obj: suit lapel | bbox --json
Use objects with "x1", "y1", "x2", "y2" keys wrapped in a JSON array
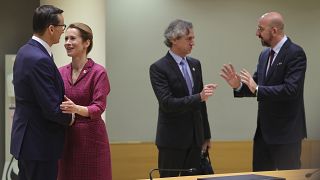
[
  {"x1": 265, "y1": 39, "x2": 291, "y2": 82},
  {"x1": 166, "y1": 53, "x2": 190, "y2": 95},
  {"x1": 29, "y1": 39, "x2": 65, "y2": 94},
  {"x1": 261, "y1": 49, "x2": 270, "y2": 83},
  {"x1": 72, "y1": 59, "x2": 94, "y2": 85}
]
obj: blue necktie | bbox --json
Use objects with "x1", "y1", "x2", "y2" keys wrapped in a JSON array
[{"x1": 180, "y1": 59, "x2": 193, "y2": 95}]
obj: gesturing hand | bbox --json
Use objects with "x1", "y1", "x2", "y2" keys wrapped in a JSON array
[
  {"x1": 200, "y1": 84, "x2": 218, "y2": 102},
  {"x1": 220, "y1": 63, "x2": 241, "y2": 89},
  {"x1": 240, "y1": 69, "x2": 257, "y2": 93}
]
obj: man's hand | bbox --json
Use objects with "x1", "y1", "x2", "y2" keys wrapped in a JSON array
[
  {"x1": 240, "y1": 69, "x2": 257, "y2": 93},
  {"x1": 202, "y1": 139, "x2": 211, "y2": 152},
  {"x1": 200, "y1": 84, "x2": 218, "y2": 101},
  {"x1": 220, "y1": 63, "x2": 241, "y2": 89}
]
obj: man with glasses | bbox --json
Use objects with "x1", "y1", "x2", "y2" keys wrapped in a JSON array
[
  {"x1": 11, "y1": 5, "x2": 74, "y2": 180},
  {"x1": 220, "y1": 12, "x2": 307, "y2": 171}
]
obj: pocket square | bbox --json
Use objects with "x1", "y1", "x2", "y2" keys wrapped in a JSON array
[{"x1": 277, "y1": 62, "x2": 283, "y2": 66}]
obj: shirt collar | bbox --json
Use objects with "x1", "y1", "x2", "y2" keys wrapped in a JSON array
[
  {"x1": 32, "y1": 35, "x2": 52, "y2": 56},
  {"x1": 169, "y1": 50, "x2": 186, "y2": 64},
  {"x1": 272, "y1": 35, "x2": 288, "y2": 54}
]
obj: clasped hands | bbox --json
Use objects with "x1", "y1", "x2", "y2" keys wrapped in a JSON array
[{"x1": 220, "y1": 63, "x2": 257, "y2": 93}]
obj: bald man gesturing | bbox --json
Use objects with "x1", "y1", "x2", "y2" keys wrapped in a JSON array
[{"x1": 221, "y1": 12, "x2": 307, "y2": 171}]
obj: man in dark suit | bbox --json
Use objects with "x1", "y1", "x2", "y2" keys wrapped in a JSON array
[
  {"x1": 149, "y1": 19, "x2": 217, "y2": 177},
  {"x1": 10, "y1": 5, "x2": 74, "y2": 180},
  {"x1": 220, "y1": 12, "x2": 307, "y2": 171}
]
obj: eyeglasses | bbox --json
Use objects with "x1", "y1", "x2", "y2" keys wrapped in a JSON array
[
  {"x1": 257, "y1": 26, "x2": 265, "y2": 32},
  {"x1": 53, "y1": 24, "x2": 66, "y2": 30}
]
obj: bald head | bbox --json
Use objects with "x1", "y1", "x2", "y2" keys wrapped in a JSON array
[
  {"x1": 256, "y1": 12, "x2": 286, "y2": 47},
  {"x1": 260, "y1": 12, "x2": 284, "y2": 33}
]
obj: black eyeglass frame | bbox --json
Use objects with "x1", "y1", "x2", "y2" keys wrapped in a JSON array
[{"x1": 52, "y1": 24, "x2": 66, "y2": 30}]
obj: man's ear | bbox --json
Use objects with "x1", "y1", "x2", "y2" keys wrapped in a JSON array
[
  {"x1": 171, "y1": 38, "x2": 177, "y2": 45},
  {"x1": 48, "y1": 25, "x2": 55, "y2": 34},
  {"x1": 271, "y1": 26, "x2": 278, "y2": 35}
]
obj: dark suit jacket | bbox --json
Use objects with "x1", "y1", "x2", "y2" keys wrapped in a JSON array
[
  {"x1": 149, "y1": 52, "x2": 211, "y2": 149},
  {"x1": 10, "y1": 39, "x2": 72, "y2": 160},
  {"x1": 234, "y1": 38, "x2": 307, "y2": 144}
]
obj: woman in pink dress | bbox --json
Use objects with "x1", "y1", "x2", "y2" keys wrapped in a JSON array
[{"x1": 57, "y1": 23, "x2": 112, "y2": 180}]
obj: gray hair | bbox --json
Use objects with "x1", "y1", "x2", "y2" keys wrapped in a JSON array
[{"x1": 164, "y1": 19, "x2": 193, "y2": 47}]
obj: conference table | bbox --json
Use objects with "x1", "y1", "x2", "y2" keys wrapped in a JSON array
[{"x1": 143, "y1": 169, "x2": 319, "y2": 180}]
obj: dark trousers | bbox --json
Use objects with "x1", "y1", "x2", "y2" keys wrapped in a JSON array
[
  {"x1": 157, "y1": 146, "x2": 201, "y2": 178},
  {"x1": 18, "y1": 159, "x2": 58, "y2": 180},
  {"x1": 253, "y1": 129, "x2": 302, "y2": 171}
]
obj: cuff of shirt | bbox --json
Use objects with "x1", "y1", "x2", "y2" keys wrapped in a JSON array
[
  {"x1": 69, "y1": 113, "x2": 75, "y2": 126},
  {"x1": 255, "y1": 85, "x2": 259, "y2": 96},
  {"x1": 234, "y1": 82, "x2": 243, "y2": 92}
]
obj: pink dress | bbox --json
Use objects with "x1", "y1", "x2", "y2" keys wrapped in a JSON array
[{"x1": 58, "y1": 58, "x2": 112, "y2": 180}]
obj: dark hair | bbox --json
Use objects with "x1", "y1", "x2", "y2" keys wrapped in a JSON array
[
  {"x1": 33, "y1": 5, "x2": 63, "y2": 35},
  {"x1": 67, "y1": 23, "x2": 93, "y2": 54}
]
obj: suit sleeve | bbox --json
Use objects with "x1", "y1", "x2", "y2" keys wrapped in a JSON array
[
  {"x1": 29, "y1": 58, "x2": 72, "y2": 126},
  {"x1": 234, "y1": 71, "x2": 257, "y2": 97},
  {"x1": 149, "y1": 63, "x2": 202, "y2": 113},
  {"x1": 234, "y1": 84, "x2": 256, "y2": 97}
]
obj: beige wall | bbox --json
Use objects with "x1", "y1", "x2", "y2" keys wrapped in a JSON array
[
  {"x1": 40, "y1": 0, "x2": 107, "y2": 119},
  {"x1": 41, "y1": 0, "x2": 320, "y2": 142},
  {"x1": 40, "y1": 0, "x2": 106, "y2": 68},
  {"x1": 105, "y1": 0, "x2": 320, "y2": 142},
  {"x1": 3, "y1": 0, "x2": 319, "y2": 178}
]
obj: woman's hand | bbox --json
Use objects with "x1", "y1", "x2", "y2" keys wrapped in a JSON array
[{"x1": 60, "y1": 95, "x2": 79, "y2": 114}]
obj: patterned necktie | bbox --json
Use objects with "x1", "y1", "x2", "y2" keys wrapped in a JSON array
[
  {"x1": 180, "y1": 59, "x2": 193, "y2": 95},
  {"x1": 266, "y1": 49, "x2": 275, "y2": 75}
]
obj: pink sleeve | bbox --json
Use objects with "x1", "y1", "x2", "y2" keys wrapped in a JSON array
[{"x1": 87, "y1": 68, "x2": 110, "y2": 119}]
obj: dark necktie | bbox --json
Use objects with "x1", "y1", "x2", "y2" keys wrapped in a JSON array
[
  {"x1": 180, "y1": 59, "x2": 193, "y2": 95},
  {"x1": 266, "y1": 49, "x2": 275, "y2": 75}
]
